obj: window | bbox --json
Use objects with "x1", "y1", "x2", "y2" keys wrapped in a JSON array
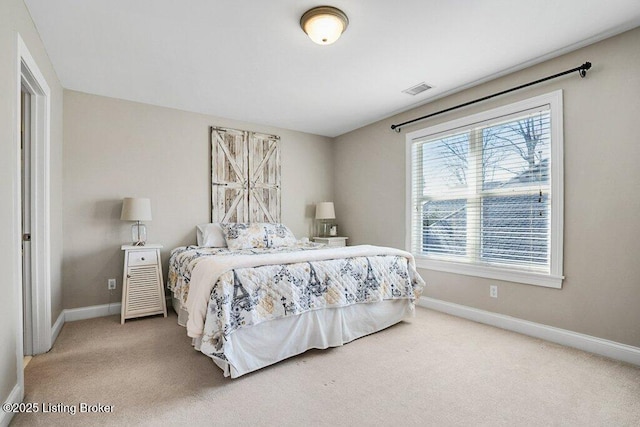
[{"x1": 406, "y1": 91, "x2": 564, "y2": 288}]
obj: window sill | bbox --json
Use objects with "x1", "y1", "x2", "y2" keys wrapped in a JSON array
[{"x1": 414, "y1": 257, "x2": 563, "y2": 289}]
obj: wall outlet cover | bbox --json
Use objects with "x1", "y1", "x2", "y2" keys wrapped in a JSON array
[{"x1": 490, "y1": 285, "x2": 498, "y2": 298}]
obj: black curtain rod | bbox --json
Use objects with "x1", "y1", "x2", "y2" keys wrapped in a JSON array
[{"x1": 390, "y1": 61, "x2": 592, "y2": 132}]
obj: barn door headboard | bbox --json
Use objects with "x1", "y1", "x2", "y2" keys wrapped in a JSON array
[{"x1": 210, "y1": 126, "x2": 281, "y2": 223}]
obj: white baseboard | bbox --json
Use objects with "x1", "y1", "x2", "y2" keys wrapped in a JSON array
[
  {"x1": 62, "y1": 297, "x2": 171, "y2": 323},
  {"x1": 1, "y1": 384, "x2": 23, "y2": 427},
  {"x1": 51, "y1": 310, "x2": 65, "y2": 344},
  {"x1": 64, "y1": 302, "x2": 122, "y2": 322},
  {"x1": 418, "y1": 296, "x2": 640, "y2": 366}
]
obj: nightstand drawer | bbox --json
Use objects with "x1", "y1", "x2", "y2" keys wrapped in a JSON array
[
  {"x1": 312, "y1": 237, "x2": 348, "y2": 247},
  {"x1": 127, "y1": 250, "x2": 158, "y2": 266}
]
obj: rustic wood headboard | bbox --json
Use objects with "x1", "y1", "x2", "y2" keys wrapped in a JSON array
[{"x1": 210, "y1": 126, "x2": 281, "y2": 223}]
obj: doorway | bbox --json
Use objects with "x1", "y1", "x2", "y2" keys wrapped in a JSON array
[{"x1": 17, "y1": 36, "x2": 52, "y2": 363}]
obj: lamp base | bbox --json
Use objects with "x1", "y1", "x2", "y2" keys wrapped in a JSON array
[
  {"x1": 316, "y1": 220, "x2": 334, "y2": 237},
  {"x1": 131, "y1": 222, "x2": 147, "y2": 246}
]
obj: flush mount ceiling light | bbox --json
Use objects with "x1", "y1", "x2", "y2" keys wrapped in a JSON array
[{"x1": 300, "y1": 6, "x2": 349, "y2": 45}]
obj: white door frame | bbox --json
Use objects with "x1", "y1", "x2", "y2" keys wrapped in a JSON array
[
  {"x1": 15, "y1": 34, "x2": 52, "y2": 363},
  {"x1": 21, "y1": 87, "x2": 34, "y2": 357}
]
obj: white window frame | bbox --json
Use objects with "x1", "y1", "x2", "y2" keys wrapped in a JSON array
[{"x1": 405, "y1": 91, "x2": 564, "y2": 288}]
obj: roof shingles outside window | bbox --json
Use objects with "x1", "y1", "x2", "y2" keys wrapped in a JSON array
[{"x1": 423, "y1": 160, "x2": 550, "y2": 267}]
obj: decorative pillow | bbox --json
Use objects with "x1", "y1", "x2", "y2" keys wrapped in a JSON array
[
  {"x1": 221, "y1": 223, "x2": 297, "y2": 250},
  {"x1": 196, "y1": 223, "x2": 227, "y2": 247}
]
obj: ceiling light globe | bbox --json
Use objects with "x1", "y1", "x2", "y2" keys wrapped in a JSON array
[{"x1": 300, "y1": 6, "x2": 349, "y2": 45}]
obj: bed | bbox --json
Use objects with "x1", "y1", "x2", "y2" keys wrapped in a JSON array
[{"x1": 167, "y1": 222, "x2": 425, "y2": 378}]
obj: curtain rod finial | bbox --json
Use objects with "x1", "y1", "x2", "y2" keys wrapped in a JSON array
[{"x1": 579, "y1": 61, "x2": 592, "y2": 78}]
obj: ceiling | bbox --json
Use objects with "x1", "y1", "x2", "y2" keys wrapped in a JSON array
[{"x1": 24, "y1": 0, "x2": 640, "y2": 137}]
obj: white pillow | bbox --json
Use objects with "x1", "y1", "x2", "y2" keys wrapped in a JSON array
[
  {"x1": 196, "y1": 223, "x2": 227, "y2": 247},
  {"x1": 221, "y1": 223, "x2": 297, "y2": 250}
]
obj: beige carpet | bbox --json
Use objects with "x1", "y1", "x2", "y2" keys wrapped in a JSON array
[{"x1": 11, "y1": 307, "x2": 640, "y2": 426}]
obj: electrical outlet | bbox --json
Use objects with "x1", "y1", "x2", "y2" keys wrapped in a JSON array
[
  {"x1": 108, "y1": 279, "x2": 116, "y2": 290},
  {"x1": 490, "y1": 285, "x2": 498, "y2": 298}
]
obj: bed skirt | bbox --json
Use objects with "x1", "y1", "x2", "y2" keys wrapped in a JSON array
[{"x1": 173, "y1": 297, "x2": 412, "y2": 378}]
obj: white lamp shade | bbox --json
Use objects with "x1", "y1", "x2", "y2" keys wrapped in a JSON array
[
  {"x1": 315, "y1": 202, "x2": 336, "y2": 220},
  {"x1": 121, "y1": 198, "x2": 152, "y2": 221}
]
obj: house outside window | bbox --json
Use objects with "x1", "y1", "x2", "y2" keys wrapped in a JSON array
[{"x1": 406, "y1": 91, "x2": 564, "y2": 288}]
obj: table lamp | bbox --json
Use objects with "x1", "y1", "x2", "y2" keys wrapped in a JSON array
[
  {"x1": 121, "y1": 197, "x2": 152, "y2": 246},
  {"x1": 315, "y1": 202, "x2": 335, "y2": 237}
]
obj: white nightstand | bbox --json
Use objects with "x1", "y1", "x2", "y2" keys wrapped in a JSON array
[
  {"x1": 120, "y1": 244, "x2": 167, "y2": 324},
  {"x1": 312, "y1": 236, "x2": 349, "y2": 247}
]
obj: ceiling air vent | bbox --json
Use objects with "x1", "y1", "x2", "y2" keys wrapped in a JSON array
[{"x1": 402, "y1": 82, "x2": 432, "y2": 96}]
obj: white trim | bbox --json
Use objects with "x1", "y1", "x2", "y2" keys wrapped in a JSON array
[
  {"x1": 548, "y1": 90, "x2": 564, "y2": 285},
  {"x1": 51, "y1": 310, "x2": 65, "y2": 344},
  {"x1": 415, "y1": 258, "x2": 563, "y2": 288},
  {"x1": 10, "y1": 32, "x2": 50, "y2": 417},
  {"x1": 17, "y1": 34, "x2": 52, "y2": 355},
  {"x1": 49, "y1": 298, "x2": 170, "y2": 342},
  {"x1": 64, "y1": 303, "x2": 122, "y2": 323},
  {"x1": 12, "y1": 33, "x2": 25, "y2": 415},
  {"x1": 406, "y1": 93, "x2": 559, "y2": 140},
  {"x1": 418, "y1": 297, "x2": 640, "y2": 366},
  {"x1": 0, "y1": 384, "x2": 23, "y2": 427},
  {"x1": 406, "y1": 91, "x2": 564, "y2": 289},
  {"x1": 21, "y1": 90, "x2": 33, "y2": 357},
  {"x1": 63, "y1": 296, "x2": 171, "y2": 323},
  {"x1": 404, "y1": 131, "x2": 413, "y2": 260}
]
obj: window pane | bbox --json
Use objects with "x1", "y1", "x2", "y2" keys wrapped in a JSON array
[
  {"x1": 482, "y1": 112, "x2": 550, "y2": 190},
  {"x1": 422, "y1": 199, "x2": 466, "y2": 256},
  {"x1": 421, "y1": 132, "x2": 470, "y2": 196},
  {"x1": 481, "y1": 194, "x2": 549, "y2": 268}
]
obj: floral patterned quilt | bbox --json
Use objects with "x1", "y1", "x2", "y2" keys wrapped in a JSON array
[{"x1": 167, "y1": 242, "x2": 325, "y2": 306}]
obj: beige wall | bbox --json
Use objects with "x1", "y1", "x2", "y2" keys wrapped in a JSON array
[
  {"x1": 334, "y1": 27, "x2": 640, "y2": 347},
  {"x1": 62, "y1": 90, "x2": 334, "y2": 309},
  {"x1": 0, "y1": 0, "x2": 64, "y2": 407}
]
